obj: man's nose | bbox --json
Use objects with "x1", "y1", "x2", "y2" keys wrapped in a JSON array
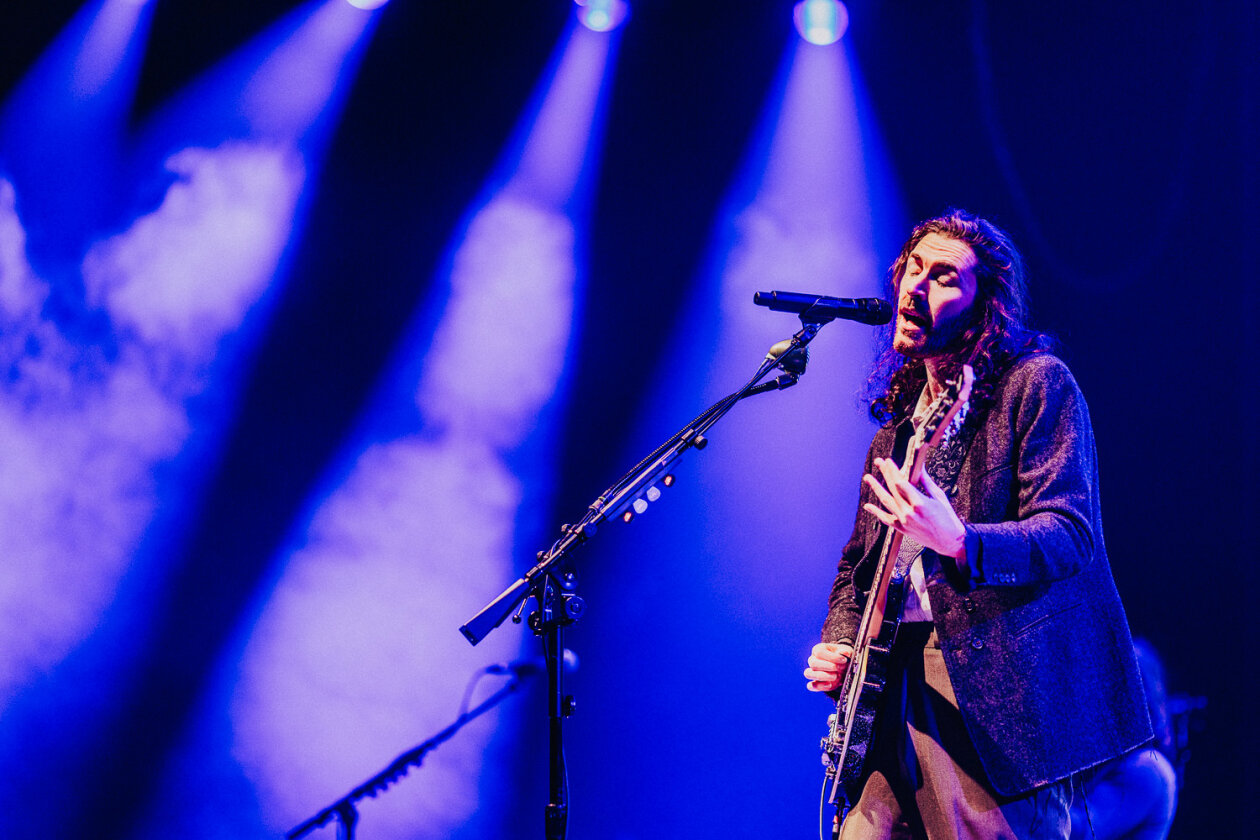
[{"x1": 905, "y1": 276, "x2": 928, "y2": 298}]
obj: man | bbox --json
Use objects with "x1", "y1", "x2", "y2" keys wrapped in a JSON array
[{"x1": 803, "y1": 210, "x2": 1151, "y2": 839}]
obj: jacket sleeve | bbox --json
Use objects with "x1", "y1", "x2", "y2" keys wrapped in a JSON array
[
  {"x1": 963, "y1": 356, "x2": 1101, "y2": 588},
  {"x1": 822, "y1": 440, "x2": 880, "y2": 645}
]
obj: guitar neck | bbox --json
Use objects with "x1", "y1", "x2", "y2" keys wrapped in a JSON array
[
  {"x1": 858, "y1": 436, "x2": 930, "y2": 642},
  {"x1": 824, "y1": 366, "x2": 973, "y2": 833},
  {"x1": 862, "y1": 531, "x2": 903, "y2": 641}
]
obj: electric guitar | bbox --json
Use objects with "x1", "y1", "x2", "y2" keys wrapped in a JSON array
[{"x1": 819, "y1": 365, "x2": 973, "y2": 838}]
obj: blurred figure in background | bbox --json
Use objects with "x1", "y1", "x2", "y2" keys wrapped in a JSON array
[{"x1": 1069, "y1": 638, "x2": 1202, "y2": 840}]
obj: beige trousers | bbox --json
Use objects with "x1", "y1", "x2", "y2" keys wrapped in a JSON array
[{"x1": 838, "y1": 624, "x2": 1070, "y2": 840}]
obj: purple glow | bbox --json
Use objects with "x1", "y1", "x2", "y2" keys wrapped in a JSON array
[
  {"x1": 722, "y1": 40, "x2": 883, "y2": 322},
  {"x1": 71, "y1": 0, "x2": 152, "y2": 98},
  {"x1": 0, "y1": 142, "x2": 303, "y2": 707},
  {"x1": 240, "y1": 0, "x2": 378, "y2": 143},
  {"x1": 0, "y1": 0, "x2": 153, "y2": 266},
  {"x1": 129, "y1": 0, "x2": 377, "y2": 166},
  {"x1": 344, "y1": 0, "x2": 389, "y2": 9},
  {"x1": 84, "y1": 144, "x2": 304, "y2": 359},
  {"x1": 216, "y1": 198, "x2": 577, "y2": 839},
  {"x1": 708, "y1": 38, "x2": 891, "y2": 613},
  {"x1": 141, "y1": 17, "x2": 620, "y2": 840},
  {"x1": 0, "y1": 179, "x2": 172, "y2": 705},
  {"x1": 508, "y1": 22, "x2": 616, "y2": 210},
  {"x1": 0, "y1": 0, "x2": 350, "y2": 726},
  {"x1": 0, "y1": 0, "x2": 330, "y2": 728},
  {"x1": 0, "y1": 1, "x2": 385, "y2": 833},
  {"x1": 417, "y1": 199, "x2": 576, "y2": 441},
  {"x1": 564, "y1": 36, "x2": 902, "y2": 838},
  {"x1": 230, "y1": 441, "x2": 533, "y2": 835}
]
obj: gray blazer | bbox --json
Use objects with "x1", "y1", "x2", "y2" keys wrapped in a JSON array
[{"x1": 823, "y1": 353, "x2": 1151, "y2": 796}]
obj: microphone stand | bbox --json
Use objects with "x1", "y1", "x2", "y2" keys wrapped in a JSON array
[
  {"x1": 286, "y1": 670, "x2": 537, "y2": 840},
  {"x1": 461, "y1": 311, "x2": 838, "y2": 840}
]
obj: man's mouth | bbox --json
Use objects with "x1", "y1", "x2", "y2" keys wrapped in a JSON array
[{"x1": 900, "y1": 309, "x2": 931, "y2": 329}]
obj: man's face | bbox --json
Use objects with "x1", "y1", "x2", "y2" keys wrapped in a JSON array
[{"x1": 893, "y1": 232, "x2": 980, "y2": 359}]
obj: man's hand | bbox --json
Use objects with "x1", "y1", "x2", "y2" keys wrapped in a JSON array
[
  {"x1": 862, "y1": 456, "x2": 966, "y2": 559},
  {"x1": 805, "y1": 642, "x2": 854, "y2": 693}
]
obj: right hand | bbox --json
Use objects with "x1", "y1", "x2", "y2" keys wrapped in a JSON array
[{"x1": 804, "y1": 642, "x2": 854, "y2": 693}]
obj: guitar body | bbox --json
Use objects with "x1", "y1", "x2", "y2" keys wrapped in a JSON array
[
  {"x1": 819, "y1": 366, "x2": 973, "y2": 838},
  {"x1": 821, "y1": 531, "x2": 909, "y2": 832},
  {"x1": 832, "y1": 567, "x2": 906, "y2": 798}
]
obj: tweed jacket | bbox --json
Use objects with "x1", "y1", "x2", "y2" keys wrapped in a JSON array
[{"x1": 823, "y1": 353, "x2": 1151, "y2": 797}]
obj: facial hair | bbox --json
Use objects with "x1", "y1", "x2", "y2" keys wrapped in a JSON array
[{"x1": 897, "y1": 303, "x2": 976, "y2": 360}]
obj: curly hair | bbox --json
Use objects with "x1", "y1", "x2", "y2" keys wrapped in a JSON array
[{"x1": 867, "y1": 209, "x2": 1053, "y2": 424}]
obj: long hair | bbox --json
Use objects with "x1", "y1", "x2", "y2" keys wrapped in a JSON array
[{"x1": 867, "y1": 209, "x2": 1053, "y2": 424}]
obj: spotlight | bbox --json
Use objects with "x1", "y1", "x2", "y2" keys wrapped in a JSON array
[
  {"x1": 574, "y1": 0, "x2": 629, "y2": 33},
  {"x1": 793, "y1": 0, "x2": 848, "y2": 45},
  {"x1": 343, "y1": 0, "x2": 389, "y2": 10}
]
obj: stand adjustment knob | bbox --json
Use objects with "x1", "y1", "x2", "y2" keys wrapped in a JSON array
[
  {"x1": 562, "y1": 594, "x2": 586, "y2": 621},
  {"x1": 562, "y1": 695, "x2": 576, "y2": 717},
  {"x1": 694, "y1": 435, "x2": 708, "y2": 449}
]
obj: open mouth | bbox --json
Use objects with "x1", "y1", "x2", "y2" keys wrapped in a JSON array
[{"x1": 900, "y1": 309, "x2": 931, "y2": 329}]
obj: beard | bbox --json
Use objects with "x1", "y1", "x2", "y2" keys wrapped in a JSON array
[{"x1": 893, "y1": 305, "x2": 976, "y2": 360}]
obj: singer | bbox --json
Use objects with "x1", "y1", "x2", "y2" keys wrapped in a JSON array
[{"x1": 803, "y1": 210, "x2": 1151, "y2": 839}]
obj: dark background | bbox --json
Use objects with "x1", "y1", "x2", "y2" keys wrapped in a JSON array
[{"x1": 2, "y1": 0, "x2": 1256, "y2": 837}]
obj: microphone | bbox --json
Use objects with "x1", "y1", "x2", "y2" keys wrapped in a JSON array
[
  {"x1": 486, "y1": 649, "x2": 580, "y2": 677},
  {"x1": 753, "y1": 291, "x2": 892, "y2": 325}
]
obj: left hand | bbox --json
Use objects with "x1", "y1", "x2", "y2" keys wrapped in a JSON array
[{"x1": 862, "y1": 457, "x2": 966, "y2": 559}]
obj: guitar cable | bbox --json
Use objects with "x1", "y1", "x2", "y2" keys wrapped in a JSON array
[{"x1": 818, "y1": 774, "x2": 829, "y2": 840}]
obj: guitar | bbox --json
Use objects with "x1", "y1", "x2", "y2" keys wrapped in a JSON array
[{"x1": 819, "y1": 364, "x2": 973, "y2": 838}]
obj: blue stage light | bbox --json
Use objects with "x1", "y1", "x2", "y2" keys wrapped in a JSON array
[
  {"x1": 793, "y1": 0, "x2": 848, "y2": 45},
  {"x1": 344, "y1": 0, "x2": 389, "y2": 10},
  {"x1": 575, "y1": 0, "x2": 629, "y2": 33}
]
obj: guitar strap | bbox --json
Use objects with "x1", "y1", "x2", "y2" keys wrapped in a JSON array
[
  {"x1": 924, "y1": 410, "x2": 974, "y2": 498},
  {"x1": 923, "y1": 406, "x2": 977, "y2": 567}
]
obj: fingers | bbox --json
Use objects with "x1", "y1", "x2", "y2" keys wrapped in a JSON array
[
  {"x1": 864, "y1": 456, "x2": 923, "y2": 531},
  {"x1": 919, "y1": 469, "x2": 947, "y2": 501},
  {"x1": 805, "y1": 642, "x2": 853, "y2": 691},
  {"x1": 863, "y1": 473, "x2": 902, "y2": 518},
  {"x1": 805, "y1": 668, "x2": 840, "y2": 681},
  {"x1": 807, "y1": 653, "x2": 849, "y2": 672},
  {"x1": 865, "y1": 458, "x2": 965, "y2": 555},
  {"x1": 877, "y1": 456, "x2": 924, "y2": 505},
  {"x1": 805, "y1": 666, "x2": 845, "y2": 692},
  {"x1": 810, "y1": 641, "x2": 854, "y2": 664},
  {"x1": 863, "y1": 502, "x2": 897, "y2": 528},
  {"x1": 868, "y1": 458, "x2": 924, "y2": 505}
]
